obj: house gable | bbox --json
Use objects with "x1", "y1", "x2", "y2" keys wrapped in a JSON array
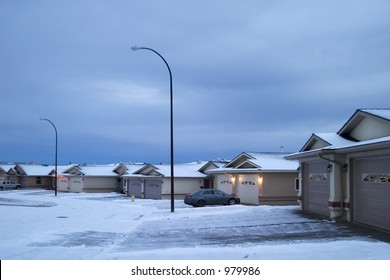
[
  {"x1": 301, "y1": 134, "x2": 332, "y2": 152},
  {"x1": 198, "y1": 160, "x2": 229, "y2": 173},
  {"x1": 112, "y1": 163, "x2": 128, "y2": 175},
  {"x1": 133, "y1": 164, "x2": 162, "y2": 176},
  {"x1": 62, "y1": 165, "x2": 84, "y2": 175},
  {"x1": 338, "y1": 109, "x2": 390, "y2": 141},
  {"x1": 224, "y1": 153, "x2": 254, "y2": 168}
]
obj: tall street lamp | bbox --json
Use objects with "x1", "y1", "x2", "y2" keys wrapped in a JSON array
[
  {"x1": 40, "y1": 118, "x2": 58, "y2": 196},
  {"x1": 131, "y1": 46, "x2": 175, "y2": 212}
]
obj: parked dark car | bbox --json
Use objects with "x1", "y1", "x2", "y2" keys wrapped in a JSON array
[{"x1": 184, "y1": 189, "x2": 240, "y2": 207}]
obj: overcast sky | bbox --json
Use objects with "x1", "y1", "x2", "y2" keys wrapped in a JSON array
[{"x1": 1, "y1": 0, "x2": 390, "y2": 165}]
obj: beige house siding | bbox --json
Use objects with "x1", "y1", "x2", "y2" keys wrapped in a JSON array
[
  {"x1": 162, "y1": 177, "x2": 205, "y2": 198},
  {"x1": 261, "y1": 172, "x2": 299, "y2": 205},
  {"x1": 20, "y1": 176, "x2": 53, "y2": 188},
  {"x1": 83, "y1": 177, "x2": 118, "y2": 192}
]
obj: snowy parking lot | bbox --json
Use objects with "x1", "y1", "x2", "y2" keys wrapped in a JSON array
[{"x1": 0, "y1": 189, "x2": 389, "y2": 260}]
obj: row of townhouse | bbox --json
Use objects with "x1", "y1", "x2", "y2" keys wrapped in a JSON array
[
  {"x1": 2, "y1": 108, "x2": 389, "y2": 231},
  {"x1": 1, "y1": 154, "x2": 299, "y2": 205}
]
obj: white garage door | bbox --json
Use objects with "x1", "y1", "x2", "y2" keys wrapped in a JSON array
[
  {"x1": 236, "y1": 175, "x2": 259, "y2": 205},
  {"x1": 303, "y1": 161, "x2": 330, "y2": 217},
  {"x1": 353, "y1": 156, "x2": 390, "y2": 231},
  {"x1": 69, "y1": 177, "x2": 84, "y2": 192}
]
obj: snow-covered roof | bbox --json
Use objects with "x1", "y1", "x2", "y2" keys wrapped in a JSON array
[
  {"x1": 361, "y1": 108, "x2": 390, "y2": 121},
  {"x1": 69, "y1": 164, "x2": 125, "y2": 176},
  {"x1": 287, "y1": 108, "x2": 390, "y2": 160},
  {"x1": 152, "y1": 162, "x2": 208, "y2": 178},
  {"x1": 245, "y1": 153, "x2": 299, "y2": 170},
  {"x1": 0, "y1": 165, "x2": 15, "y2": 173},
  {"x1": 123, "y1": 163, "x2": 146, "y2": 174},
  {"x1": 286, "y1": 135, "x2": 390, "y2": 159},
  {"x1": 16, "y1": 164, "x2": 54, "y2": 176},
  {"x1": 300, "y1": 133, "x2": 357, "y2": 152},
  {"x1": 208, "y1": 152, "x2": 298, "y2": 173}
]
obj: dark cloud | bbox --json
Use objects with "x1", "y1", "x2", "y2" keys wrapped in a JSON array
[{"x1": 1, "y1": 0, "x2": 390, "y2": 164}]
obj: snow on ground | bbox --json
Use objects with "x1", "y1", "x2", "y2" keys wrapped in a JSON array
[{"x1": 0, "y1": 189, "x2": 389, "y2": 260}]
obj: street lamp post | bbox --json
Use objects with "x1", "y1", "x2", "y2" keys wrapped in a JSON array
[
  {"x1": 40, "y1": 118, "x2": 58, "y2": 196},
  {"x1": 131, "y1": 46, "x2": 175, "y2": 212}
]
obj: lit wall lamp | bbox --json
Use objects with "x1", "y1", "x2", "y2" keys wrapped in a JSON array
[
  {"x1": 258, "y1": 176, "x2": 263, "y2": 184},
  {"x1": 327, "y1": 164, "x2": 333, "y2": 173}
]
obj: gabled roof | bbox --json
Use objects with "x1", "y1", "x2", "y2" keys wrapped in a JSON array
[
  {"x1": 300, "y1": 133, "x2": 356, "y2": 152},
  {"x1": 197, "y1": 160, "x2": 229, "y2": 173},
  {"x1": 122, "y1": 163, "x2": 146, "y2": 175},
  {"x1": 62, "y1": 164, "x2": 125, "y2": 177},
  {"x1": 338, "y1": 108, "x2": 390, "y2": 140},
  {"x1": 15, "y1": 164, "x2": 54, "y2": 176},
  {"x1": 155, "y1": 162, "x2": 207, "y2": 177},
  {"x1": 0, "y1": 165, "x2": 17, "y2": 175},
  {"x1": 129, "y1": 162, "x2": 207, "y2": 178},
  {"x1": 208, "y1": 152, "x2": 298, "y2": 173},
  {"x1": 286, "y1": 108, "x2": 390, "y2": 160}
]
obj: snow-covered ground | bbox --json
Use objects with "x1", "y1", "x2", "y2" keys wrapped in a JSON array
[{"x1": 0, "y1": 189, "x2": 389, "y2": 260}]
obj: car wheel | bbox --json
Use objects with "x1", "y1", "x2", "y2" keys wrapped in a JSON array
[
  {"x1": 196, "y1": 200, "x2": 206, "y2": 207},
  {"x1": 228, "y1": 199, "x2": 236, "y2": 205}
]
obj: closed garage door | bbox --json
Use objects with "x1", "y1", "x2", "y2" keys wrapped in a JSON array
[
  {"x1": 303, "y1": 161, "x2": 330, "y2": 217},
  {"x1": 353, "y1": 156, "x2": 390, "y2": 231},
  {"x1": 144, "y1": 179, "x2": 162, "y2": 199},
  {"x1": 127, "y1": 179, "x2": 142, "y2": 198},
  {"x1": 236, "y1": 175, "x2": 259, "y2": 205},
  {"x1": 69, "y1": 177, "x2": 84, "y2": 192}
]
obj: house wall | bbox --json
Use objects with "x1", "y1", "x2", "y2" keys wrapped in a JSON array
[
  {"x1": 20, "y1": 176, "x2": 52, "y2": 188},
  {"x1": 261, "y1": 172, "x2": 299, "y2": 205},
  {"x1": 161, "y1": 177, "x2": 204, "y2": 198},
  {"x1": 83, "y1": 177, "x2": 118, "y2": 192}
]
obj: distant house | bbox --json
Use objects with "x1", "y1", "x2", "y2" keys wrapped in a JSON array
[
  {"x1": 122, "y1": 161, "x2": 222, "y2": 199},
  {"x1": 14, "y1": 164, "x2": 55, "y2": 189},
  {"x1": 0, "y1": 165, "x2": 19, "y2": 183},
  {"x1": 206, "y1": 152, "x2": 299, "y2": 205},
  {"x1": 58, "y1": 164, "x2": 127, "y2": 193},
  {"x1": 285, "y1": 109, "x2": 390, "y2": 232}
]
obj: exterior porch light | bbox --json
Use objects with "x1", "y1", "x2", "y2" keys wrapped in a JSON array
[
  {"x1": 327, "y1": 164, "x2": 333, "y2": 173},
  {"x1": 131, "y1": 46, "x2": 175, "y2": 212}
]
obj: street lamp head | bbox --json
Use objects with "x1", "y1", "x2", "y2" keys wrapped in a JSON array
[{"x1": 131, "y1": 46, "x2": 141, "y2": 51}]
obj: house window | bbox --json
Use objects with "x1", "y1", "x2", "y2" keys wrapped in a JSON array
[
  {"x1": 362, "y1": 173, "x2": 390, "y2": 183},
  {"x1": 241, "y1": 181, "x2": 255, "y2": 185},
  {"x1": 378, "y1": 174, "x2": 387, "y2": 183},
  {"x1": 309, "y1": 173, "x2": 327, "y2": 181},
  {"x1": 295, "y1": 178, "x2": 300, "y2": 191},
  {"x1": 36, "y1": 177, "x2": 41, "y2": 185},
  {"x1": 220, "y1": 180, "x2": 232, "y2": 184}
]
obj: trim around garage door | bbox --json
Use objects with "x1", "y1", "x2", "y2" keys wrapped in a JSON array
[{"x1": 352, "y1": 156, "x2": 390, "y2": 231}]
